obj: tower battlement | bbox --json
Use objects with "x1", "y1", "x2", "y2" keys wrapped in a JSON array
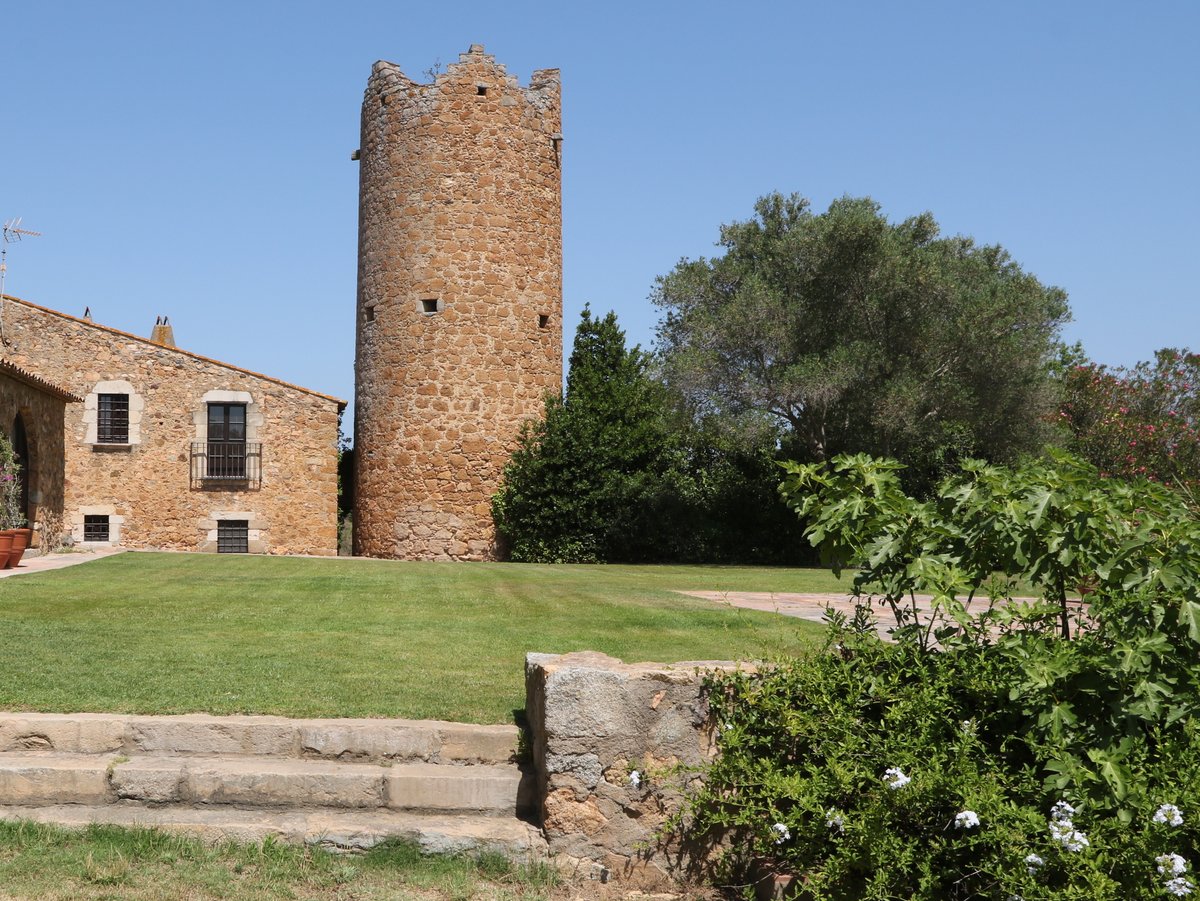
[{"x1": 352, "y1": 44, "x2": 563, "y2": 560}]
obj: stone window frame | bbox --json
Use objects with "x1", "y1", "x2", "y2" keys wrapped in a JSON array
[
  {"x1": 199, "y1": 510, "x2": 267, "y2": 554},
  {"x1": 193, "y1": 390, "x2": 262, "y2": 444},
  {"x1": 97, "y1": 393, "x2": 130, "y2": 443},
  {"x1": 70, "y1": 505, "x2": 125, "y2": 546},
  {"x1": 83, "y1": 380, "x2": 143, "y2": 447},
  {"x1": 217, "y1": 519, "x2": 249, "y2": 553},
  {"x1": 83, "y1": 515, "x2": 110, "y2": 542}
]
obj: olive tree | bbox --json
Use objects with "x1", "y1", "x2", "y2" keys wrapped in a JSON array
[{"x1": 653, "y1": 193, "x2": 1071, "y2": 491}]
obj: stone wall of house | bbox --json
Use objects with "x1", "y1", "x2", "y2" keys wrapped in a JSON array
[
  {"x1": 0, "y1": 370, "x2": 71, "y2": 549},
  {"x1": 525, "y1": 651, "x2": 737, "y2": 889},
  {"x1": 353, "y1": 44, "x2": 563, "y2": 561},
  {"x1": 1, "y1": 298, "x2": 342, "y2": 555}
]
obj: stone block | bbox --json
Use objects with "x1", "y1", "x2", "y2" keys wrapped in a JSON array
[
  {"x1": 434, "y1": 722, "x2": 518, "y2": 764},
  {"x1": 0, "y1": 754, "x2": 112, "y2": 804},
  {"x1": 298, "y1": 719, "x2": 439, "y2": 762},
  {"x1": 526, "y1": 651, "x2": 740, "y2": 887},
  {"x1": 185, "y1": 758, "x2": 385, "y2": 808},
  {"x1": 384, "y1": 763, "x2": 522, "y2": 815},
  {"x1": 0, "y1": 713, "x2": 126, "y2": 754},
  {"x1": 110, "y1": 757, "x2": 185, "y2": 802},
  {"x1": 128, "y1": 715, "x2": 298, "y2": 757}
]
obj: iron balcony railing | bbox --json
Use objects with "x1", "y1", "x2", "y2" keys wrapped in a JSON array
[{"x1": 190, "y1": 441, "x2": 262, "y2": 489}]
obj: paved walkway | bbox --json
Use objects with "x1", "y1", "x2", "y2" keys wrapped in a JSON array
[
  {"x1": 0, "y1": 546, "x2": 125, "y2": 579},
  {"x1": 676, "y1": 590, "x2": 1061, "y2": 640},
  {"x1": 677, "y1": 590, "x2": 899, "y2": 638}
]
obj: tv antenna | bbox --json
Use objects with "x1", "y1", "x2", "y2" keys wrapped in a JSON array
[{"x1": 0, "y1": 218, "x2": 41, "y2": 345}]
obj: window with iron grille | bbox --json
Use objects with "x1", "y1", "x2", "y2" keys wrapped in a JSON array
[
  {"x1": 217, "y1": 520, "x2": 249, "y2": 554},
  {"x1": 97, "y1": 394, "x2": 129, "y2": 443},
  {"x1": 207, "y1": 403, "x2": 247, "y2": 479},
  {"x1": 83, "y1": 515, "x2": 110, "y2": 542}
]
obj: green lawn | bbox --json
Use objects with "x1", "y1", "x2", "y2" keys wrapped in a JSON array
[
  {"x1": 0, "y1": 553, "x2": 843, "y2": 723},
  {"x1": 0, "y1": 821, "x2": 562, "y2": 901}
]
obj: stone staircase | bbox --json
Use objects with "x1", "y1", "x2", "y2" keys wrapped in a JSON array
[{"x1": 0, "y1": 712, "x2": 545, "y2": 856}]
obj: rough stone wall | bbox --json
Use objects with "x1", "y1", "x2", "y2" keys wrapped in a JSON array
[
  {"x1": 0, "y1": 369, "x2": 71, "y2": 548},
  {"x1": 353, "y1": 44, "x2": 562, "y2": 561},
  {"x1": 525, "y1": 651, "x2": 737, "y2": 889},
  {"x1": 2, "y1": 298, "x2": 342, "y2": 555}
]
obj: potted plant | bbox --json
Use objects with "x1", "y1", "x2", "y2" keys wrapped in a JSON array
[{"x1": 0, "y1": 431, "x2": 26, "y2": 568}]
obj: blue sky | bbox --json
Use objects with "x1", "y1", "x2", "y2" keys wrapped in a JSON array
[{"x1": 3, "y1": 1, "x2": 1197, "y2": 429}]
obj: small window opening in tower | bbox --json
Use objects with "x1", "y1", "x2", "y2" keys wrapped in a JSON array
[
  {"x1": 421, "y1": 299, "x2": 440, "y2": 314},
  {"x1": 365, "y1": 304, "x2": 376, "y2": 323},
  {"x1": 538, "y1": 314, "x2": 550, "y2": 329},
  {"x1": 476, "y1": 85, "x2": 488, "y2": 96}
]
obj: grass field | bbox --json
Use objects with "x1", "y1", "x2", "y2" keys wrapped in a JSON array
[
  {"x1": 0, "y1": 552, "x2": 842, "y2": 723},
  {"x1": 0, "y1": 821, "x2": 562, "y2": 901}
]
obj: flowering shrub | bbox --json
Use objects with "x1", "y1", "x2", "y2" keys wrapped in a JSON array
[
  {"x1": 1061, "y1": 348, "x2": 1200, "y2": 495},
  {"x1": 676, "y1": 454, "x2": 1200, "y2": 899},
  {"x1": 0, "y1": 432, "x2": 23, "y2": 530}
]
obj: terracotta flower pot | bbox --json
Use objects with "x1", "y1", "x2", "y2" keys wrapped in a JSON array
[
  {"x1": 8, "y1": 528, "x2": 30, "y2": 569},
  {"x1": 0, "y1": 532, "x2": 13, "y2": 569}
]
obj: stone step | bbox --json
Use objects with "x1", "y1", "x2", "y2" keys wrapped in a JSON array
[
  {"x1": 0, "y1": 803, "x2": 547, "y2": 856},
  {"x1": 0, "y1": 753, "x2": 532, "y2": 817},
  {"x1": 0, "y1": 753, "x2": 111, "y2": 806},
  {"x1": 0, "y1": 712, "x2": 517, "y2": 765}
]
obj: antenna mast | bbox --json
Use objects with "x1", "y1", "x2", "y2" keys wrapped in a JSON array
[{"x1": 0, "y1": 218, "x2": 41, "y2": 344}]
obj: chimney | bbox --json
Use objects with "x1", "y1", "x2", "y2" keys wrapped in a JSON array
[{"x1": 150, "y1": 315, "x2": 176, "y2": 347}]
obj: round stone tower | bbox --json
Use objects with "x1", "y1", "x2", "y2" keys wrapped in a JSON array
[{"x1": 352, "y1": 44, "x2": 563, "y2": 560}]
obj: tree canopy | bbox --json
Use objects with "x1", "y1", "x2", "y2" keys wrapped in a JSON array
[
  {"x1": 652, "y1": 193, "x2": 1071, "y2": 490},
  {"x1": 1061, "y1": 347, "x2": 1200, "y2": 496},
  {"x1": 491, "y1": 307, "x2": 809, "y2": 564},
  {"x1": 492, "y1": 306, "x2": 669, "y2": 562}
]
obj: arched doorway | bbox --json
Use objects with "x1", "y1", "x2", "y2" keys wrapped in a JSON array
[{"x1": 12, "y1": 413, "x2": 29, "y2": 525}]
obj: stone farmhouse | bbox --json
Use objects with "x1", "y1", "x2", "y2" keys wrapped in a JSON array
[
  {"x1": 0, "y1": 43, "x2": 560, "y2": 560},
  {"x1": 0, "y1": 297, "x2": 343, "y2": 555}
]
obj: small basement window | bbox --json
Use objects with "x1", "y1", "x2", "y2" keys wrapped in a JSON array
[
  {"x1": 83, "y1": 515, "x2": 110, "y2": 543},
  {"x1": 420, "y1": 298, "x2": 440, "y2": 314},
  {"x1": 217, "y1": 520, "x2": 249, "y2": 554}
]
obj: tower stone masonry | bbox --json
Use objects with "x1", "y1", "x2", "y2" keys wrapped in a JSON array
[{"x1": 352, "y1": 44, "x2": 563, "y2": 560}]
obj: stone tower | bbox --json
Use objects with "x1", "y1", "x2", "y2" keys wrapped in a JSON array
[{"x1": 352, "y1": 45, "x2": 563, "y2": 560}]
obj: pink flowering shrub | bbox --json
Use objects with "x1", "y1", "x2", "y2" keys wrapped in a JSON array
[
  {"x1": 0, "y1": 432, "x2": 23, "y2": 529},
  {"x1": 1061, "y1": 348, "x2": 1200, "y2": 496}
]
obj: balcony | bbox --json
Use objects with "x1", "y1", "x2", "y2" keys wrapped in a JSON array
[{"x1": 190, "y1": 441, "x2": 262, "y2": 490}]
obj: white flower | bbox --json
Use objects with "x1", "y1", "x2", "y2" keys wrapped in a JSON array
[
  {"x1": 1159, "y1": 854, "x2": 1189, "y2": 877},
  {"x1": 955, "y1": 810, "x2": 980, "y2": 829},
  {"x1": 1155, "y1": 804, "x2": 1185, "y2": 827},
  {"x1": 883, "y1": 767, "x2": 911, "y2": 790},
  {"x1": 771, "y1": 822, "x2": 790, "y2": 845},
  {"x1": 960, "y1": 719, "x2": 975, "y2": 733},
  {"x1": 628, "y1": 770, "x2": 641, "y2": 789},
  {"x1": 825, "y1": 809, "x2": 845, "y2": 833},
  {"x1": 1049, "y1": 818, "x2": 1088, "y2": 852},
  {"x1": 1060, "y1": 831, "x2": 1089, "y2": 852},
  {"x1": 1050, "y1": 800, "x2": 1075, "y2": 822},
  {"x1": 1024, "y1": 853, "x2": 1044, "y2": 875},
  {"x1": 1166, "y1": 877, "x2": 1195, "y2": 897}
]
